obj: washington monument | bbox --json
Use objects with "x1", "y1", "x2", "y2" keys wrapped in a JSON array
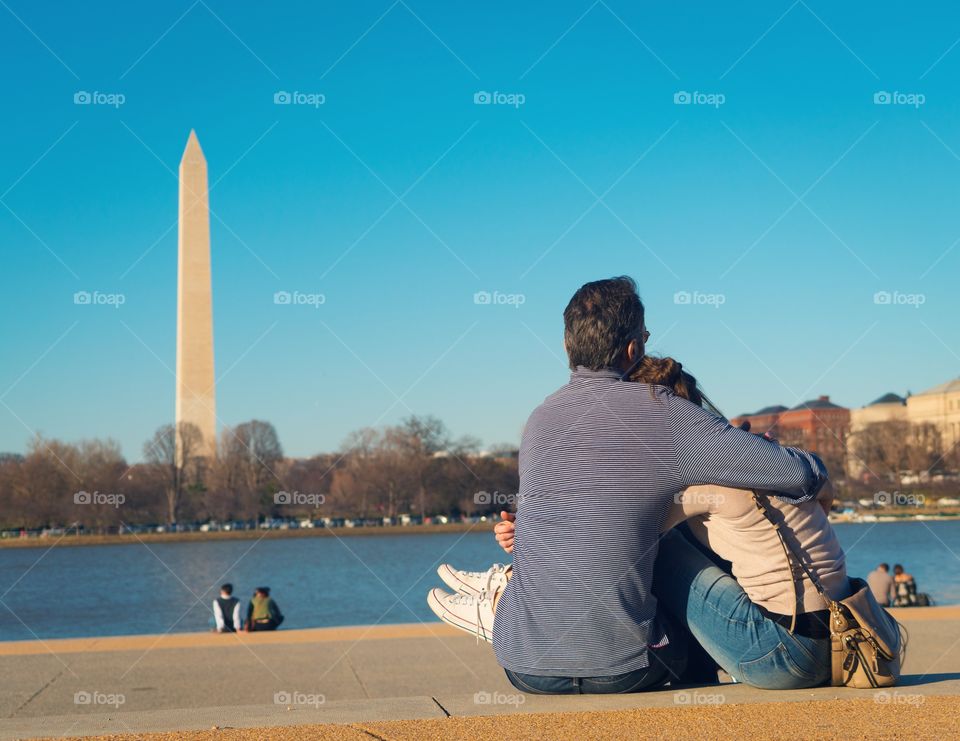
[{"x1": 175, "y1": 130, "x2": 216, "y2": 458}]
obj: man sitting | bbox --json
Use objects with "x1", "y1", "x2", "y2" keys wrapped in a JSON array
[
  {"x1": 213, "y1": 583, "x2": 242, "y2": 633},
  {"x1": 430, "y1": 277, "x2": 827, "y2": 694}
]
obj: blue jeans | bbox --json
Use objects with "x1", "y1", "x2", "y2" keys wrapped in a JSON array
[
  {"x1": 653, "y1": 529, "x2": 830, "y2": 690},
  {"x1": 504, "y1": 638, "x2": 686, "y2": 694}
]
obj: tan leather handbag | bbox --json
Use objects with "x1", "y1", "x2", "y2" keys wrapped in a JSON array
[{"x1": 752, "y1": 492, "x2": 904, "y2": 688}]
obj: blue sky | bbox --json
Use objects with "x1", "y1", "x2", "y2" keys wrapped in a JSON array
[{"x1": 1, "y1": 1, "x2": 959, "y2": 460}]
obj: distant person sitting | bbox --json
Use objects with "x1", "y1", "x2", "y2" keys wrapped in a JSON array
[
  {"x1": 867, "y1": 563, "x2": 896, "y2": 607},
  {"x1": 213, "y1": 583, "x2": 242, "y2": 633},
  {"x1": 893, "y1": 564, "x2": 922, "y2": 606},
  {"x1": 246, "y1": 587, "x2": 284, "y2": 631}
]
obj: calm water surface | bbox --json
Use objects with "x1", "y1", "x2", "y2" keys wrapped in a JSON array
[{"x1": 1, "y1": 522, "x2": 958, "y2": 641}]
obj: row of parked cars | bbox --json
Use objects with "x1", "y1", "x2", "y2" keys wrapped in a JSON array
[{"x1": 3, "y1": 514, "x2": 495, "y2": 539}]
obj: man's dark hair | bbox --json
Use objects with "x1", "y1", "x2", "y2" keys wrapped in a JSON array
[
  {"x1": 221, "y1": 583, "x2": 233, "y2": 595},
  {"x1": 563, "y1": 276, "x2": 645, "y2": 371},
  {"x1": 255, "y1": 586, "x2": 270, "y2": 596},
  {"x1": 880, "y1": 563, "x2": 889, "y2": 572}
]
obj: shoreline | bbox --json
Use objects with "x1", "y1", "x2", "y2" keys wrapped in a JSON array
[
  {"x1": 3, "y1": 512, "x2": 959, "y2": 549},
  {"x1": 4, "y1": 512, "x2": 960, "y2": 550},
  {"x1": 0, "y1": 522, "x2": 485, "y2": 549}
]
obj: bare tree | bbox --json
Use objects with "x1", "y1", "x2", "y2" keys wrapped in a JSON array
[
  {"x1": 851, "y1": 420, "x2": 945, "y2": 488},
  {"x1": 395, "y1": 415, "x2": 450, "y2": 520},
  {"x1": 852, "y1": 421, "x2": 910, "y2": 488},
  {"x1": 905, "y1": 423, "x2": 943, "y2": 482},
  {"x1": 144, "y1": 422, "x2": 204, "y2": 525},
  {"x1": 14, "y1": 437, "x2": 82, "y2": 528},
  {"x1": 216, "y1": 420, "x2": 283, "y2": 519},
  {"x1": 332, "y1": 428, "x2": 414, "y2": 520},
  {"x1": 74, "y1": 438, "x2": 127, "y2": 533}
]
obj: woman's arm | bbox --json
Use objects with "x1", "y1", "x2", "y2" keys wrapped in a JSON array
[{"x1": 661, "y1": 485, "x2": 730, "y2": 532}]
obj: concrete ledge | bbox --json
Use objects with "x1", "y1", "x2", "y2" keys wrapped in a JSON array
[
  {"x1": 0, "y1": 623, "x2": 461, "y2": 657},
  {"x1": 2, "y1": 610, "x2": 957, "y2": 740}
]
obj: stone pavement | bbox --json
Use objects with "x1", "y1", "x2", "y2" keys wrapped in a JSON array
[{"x1": 2, "y1": 608, "x2": 959, "y2": 740}]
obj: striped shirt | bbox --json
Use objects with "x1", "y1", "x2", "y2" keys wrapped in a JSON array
[{"x1": 491, "y1": 367, "x2": 828, "y2": 677}]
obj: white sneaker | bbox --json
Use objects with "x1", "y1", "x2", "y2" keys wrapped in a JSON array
[
  {"x1": 437, "y1": 563, "x2": 510, "y2": 597},
  {"x1": 427, "y1": 588, "x2": 495, "y2": 643}
]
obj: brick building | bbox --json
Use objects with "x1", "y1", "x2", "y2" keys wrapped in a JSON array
[{"x1": 731, "y1": 396, "x2": 850, "y2": 473}]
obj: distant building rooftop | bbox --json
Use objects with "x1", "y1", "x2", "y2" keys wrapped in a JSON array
[
  {"x1": 915, "y1": 377, "x2": 960, "y2": 396},
  {"x1": 753, "y1": 405, "x2": 788, "y2": 416},
  {"x1": 869, "y1": 392, "x2": 906, "y2": 406},
  {"x1": 789, "y1": 395, "x2": 846, "y2": 411}
]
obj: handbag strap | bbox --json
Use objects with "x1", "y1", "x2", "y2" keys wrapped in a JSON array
[{"x1": 751, "y1": 491, "x2": 834, "y2": 633}]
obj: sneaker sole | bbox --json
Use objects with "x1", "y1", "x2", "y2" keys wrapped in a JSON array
[{"x1": 426, "y1": 588, "x2": 492, "y2": 643}]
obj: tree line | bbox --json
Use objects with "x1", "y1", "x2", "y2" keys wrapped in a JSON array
[
  {"x1": 0, "y1": 415, "x2": 519, "y2": 532},
  {"x1": 5, "y1": 416, "x2": 950, "y2": 532},
  {"x1": 849, "y1": 420, "x2": 953, "y2": 488}
]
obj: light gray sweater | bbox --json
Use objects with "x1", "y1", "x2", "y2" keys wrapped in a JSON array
[{"x1": 666, "y1": 485, "x2": 850, "y2": 615}]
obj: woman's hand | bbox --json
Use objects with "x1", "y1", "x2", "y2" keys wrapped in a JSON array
[{"x1": 494, "y1": 510, "x2": 515, "y2": 554}]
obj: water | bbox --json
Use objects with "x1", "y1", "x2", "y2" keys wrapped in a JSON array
[{"x1": 1, "y1": 522, "x2": 958, "y2": 641}]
